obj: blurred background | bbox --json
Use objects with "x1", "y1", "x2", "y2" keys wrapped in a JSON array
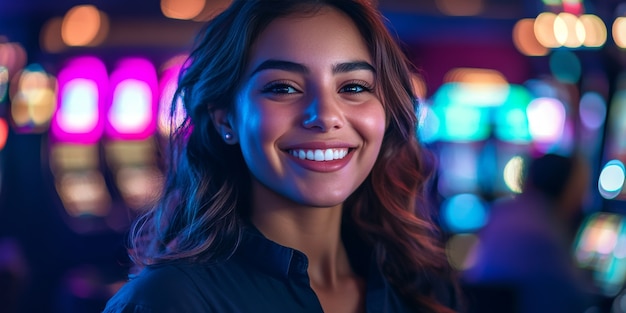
[{"x1": 1, "y1": 0, "x2": 626, "y2": 312}]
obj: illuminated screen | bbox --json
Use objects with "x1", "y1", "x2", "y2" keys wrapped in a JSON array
[
  {"x1": 50, "y1": 56, "x2": 108, "y2": 144},
  {"x1": 106, "y1": 57, "x2": 158, "y2": 140}
]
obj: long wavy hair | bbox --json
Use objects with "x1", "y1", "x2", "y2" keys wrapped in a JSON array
[{"x1": 130, "y1": 0, "x2": 454, "y2": 311}]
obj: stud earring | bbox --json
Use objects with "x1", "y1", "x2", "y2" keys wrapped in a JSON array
[{"x1": 224, "y1": 132, "x2": 233, "y2": 140}]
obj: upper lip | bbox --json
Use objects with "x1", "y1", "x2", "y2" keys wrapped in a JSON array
[{"x1": 281, "y1": 141, "x2": 357, "y2": 150}]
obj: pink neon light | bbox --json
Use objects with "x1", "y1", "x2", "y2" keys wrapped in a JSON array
[
  {"x1": 0, "y1": 118, "x2": 7, "y2": 150},
  {"x1": 157, "y1": 56, "x2": 186, "y2": 136},
  {"x1": 51, "y1": 56, "x2": 108, "y2": 144},
  {"x1": 106, "y1": 57, "x2": 158, "y2": 140},
  {"x1": 562, "y1": 2, "x2": 584, "y2": 15}
]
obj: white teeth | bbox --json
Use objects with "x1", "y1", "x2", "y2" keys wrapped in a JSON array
[
  {"x1": 289, "y1": 148, "x2": 349, "y2": 161},
  {"x1": 315, "y1": 150, "x2": 324, "y2": 161}
]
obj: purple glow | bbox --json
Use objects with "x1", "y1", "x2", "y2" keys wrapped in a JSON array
[
  {"x1": 106, "y1": 57, "x2": 158, "y2": 140},
  {"x1": 51, "y1": 56, "x2": 108, "y2": 144},
  {"x1": 158, "y1": 56, "x2": 186, "y2": 136}
]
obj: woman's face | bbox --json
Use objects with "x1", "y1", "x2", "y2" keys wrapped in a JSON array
[{"x1": 232, "y1": 7, "x2": 386, "y2": 209}]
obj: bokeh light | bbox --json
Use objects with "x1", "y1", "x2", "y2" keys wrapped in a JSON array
[
  {"x1": 613, "y1": 17, "x2": 626, "y2": 49},
  {"x1": 40, "y1": 17, "x2": 66, "y2": 53},
  {"x1": 161, "y1": 0, "x2": 206, "y2": 20},
  {"x1": 579, "y1": 14, "x2": 607, "y2": 48},
  {"x1": 0, "y1": 118, "x2": 8, "y2": 151},
  {"x1": 503, "y1": 155, "x2": 525, "y2": 193},
  {"x1": 107, "y1": 57, "x2": 158, "y2": 140},
  {"x1": 104, "y1": 140, "x2": 163, "y2": 211},
  {"x1": 598, "y1": 160, "x2": 626, "y2": 200},
  {"x1": 574, "y1": 213, "x2": 626, "y2": 297},
  {"x1": 49, "y1": 143, "x2": 112, "y2": 224},
  {"x1": 51, "y1": 56, "x2": 108, "y2": 144},
  {"x1": 157, "y1": 55, "x2": 187, "y2": 137},
  {"x1": 554, "y1": 12, "x2": 584, "y2": 48},
  {"x1": 0, "y1": 42, "x2": 27, "y2": 79},
  {"x1": 513, "y1": 18, "x2": 549, "y2": 56},
  {"x1": 446, "y1": 234, "x2": 480, "y2": 271},
  {"x1": 417, "y1": 104, "x2": 439, "y2": 144},
  {"x1": 526, "y1": 97, "x2": 566, "y2": 143},
  {"x1": 9, "y1": 64, "x2": 57, "y2": 133},
  {"x1": 61, "y1": 5, "x2": 109, "y2": 47},
  {"x1": 438, "y1": 144, "x2": 479, "y2": 196},
  {"x1": 0, "y1": 66, "x2": 8, "y2": 102},
  {"x1": 535, "y1": 12, "x2": 560, "y2": 48},
  {"x1": 579, "y1": 91, "x2": 606, "y2": 130},
  {"x1": 549, "y1": 50, "x2": 581, "y2": 83},
  {"x1": 441, "y1": 193, "x2": 489, "y2": 233}
]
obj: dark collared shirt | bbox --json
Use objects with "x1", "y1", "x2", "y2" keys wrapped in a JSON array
[{"x1": 103, "y1": 227, "x2": 457, "y2": 313}]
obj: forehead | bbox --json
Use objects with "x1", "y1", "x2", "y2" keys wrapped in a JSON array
[{"x1": 246, "y1": 7, "x2": 371, "y2": 69}]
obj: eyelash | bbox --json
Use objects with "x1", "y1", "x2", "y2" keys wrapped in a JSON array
[
  {"x1": 339, "y1": 80, "x2": 373, "y2": 94},
  {"x1": 260, "y1": 80, "x2": 374, "y2": 95},
  {"x1": 260, "y1": 81, "x2": 300, "y2": 94}
]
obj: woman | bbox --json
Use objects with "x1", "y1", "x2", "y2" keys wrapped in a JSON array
[{"x1": 104, "y1": 0, "x2": 459, "y2": 312}]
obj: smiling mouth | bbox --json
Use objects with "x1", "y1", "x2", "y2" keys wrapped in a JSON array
[{"x1": 288, "y1": 148, "x2": 350, "y2": 161}]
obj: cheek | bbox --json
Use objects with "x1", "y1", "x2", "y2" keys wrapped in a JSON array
[
  {"x1": 234, "y1": 99, "x2": 289, "y2": 159},
  {"x1": 357, "y1": 104, "x2": 386, "y2": 144}
]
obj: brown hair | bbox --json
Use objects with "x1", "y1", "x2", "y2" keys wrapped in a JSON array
[{"x1": 129, "y1": 0, "x2": 456, "y2": 311}]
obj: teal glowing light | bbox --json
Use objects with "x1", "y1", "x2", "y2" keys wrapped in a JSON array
[
  {"x1": 494, "y1": 85, "x2": 533, "y2": 143},
  {"x1": 598, "y1": 160, "x2": 626, "y2": 200},
  {"x1": 441, "y1": 193, "x2": 488, "y2": 233},
  {"x1": 433, "y1": 105, "x2": 489, "y2": 142},
  {"x1": 550, "y1": 50, "x2": 581, "y2": 84},
  {"x1": 431, "y1": 82, "x2": 534, "y2": 142}
]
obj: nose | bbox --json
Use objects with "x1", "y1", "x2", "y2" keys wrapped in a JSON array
[{"x1": 302, "y1": 92, "x2": 345, "y2": 132}]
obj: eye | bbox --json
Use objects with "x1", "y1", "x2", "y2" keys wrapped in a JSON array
[
  {"x1": 339, "y1": 81, "x2": 373, "y2": 94},
  {"x1": 261, "y1": 81, "x2": 300, "y2": 94}
]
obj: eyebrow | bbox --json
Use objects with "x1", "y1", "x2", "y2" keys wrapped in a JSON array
[
  {"x1": 332, "y1": 61, "x2": 375, "y2": 74},
  {"x1": 249, "y1": 59, "x2": 375, "y2": 77}
]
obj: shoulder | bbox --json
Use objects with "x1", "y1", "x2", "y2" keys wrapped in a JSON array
[{"x1": 103, "y1": 263, "x2": 211, "y2": 313}]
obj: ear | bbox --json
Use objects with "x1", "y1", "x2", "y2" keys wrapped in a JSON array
[{"x1": 210, "y1": 109, "x2": 239, "y2": 145}]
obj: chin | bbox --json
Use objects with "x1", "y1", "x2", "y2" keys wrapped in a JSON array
[{"x1": 296, "y1": 194, "x2": 348, "y2": 209}]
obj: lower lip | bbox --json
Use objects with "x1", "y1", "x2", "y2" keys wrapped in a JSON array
[{"x1": 287, "y1": 150, "x2": 354, "y2": 173}]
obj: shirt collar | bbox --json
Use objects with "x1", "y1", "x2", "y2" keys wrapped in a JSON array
[{"x1": 236, "y1": 225, "x2": 309, "y2": 279}]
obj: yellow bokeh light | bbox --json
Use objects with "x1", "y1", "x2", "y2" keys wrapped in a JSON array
[
  {"x1": 50, "y1": 144, "x2": 100, "y2": 174},
  {"x1": 444, "y1": 67, "x2": 507, "y2": 85},
  {"x1": 503, "y1": 155, "x2": 525, "y2": 193},
  {"x1": 554, "y1": 12, "x2": 583, "y2": 48},
  {"x1": 115, "y1": 166, "x2": 163, "y2": 210},
  {"x1": 10, "y1": 68, "x2": 57, "y2": 130},
  {"x1": 161, "y1": 0, "x2": 206, "y2": 20},
  {"x1": 579, "y1": 14, "x2": 607, "y2": 47},
  {"x1": 535, "y1": 12, "x2": 560, "y2": 48},
  {"x1": 62, "y1": 5, "x2": 108, "y2": 47},
  {"x1": 613, "y1": 17, "x2": 626, "y2": 49},
  {"x1": 56, "y1": 170, "x2": 111, "y2": 217}
]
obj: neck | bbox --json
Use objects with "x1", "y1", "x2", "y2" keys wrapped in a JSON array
[{"x1": 250, "y1": 183, "x2": 353, "y2": 288}]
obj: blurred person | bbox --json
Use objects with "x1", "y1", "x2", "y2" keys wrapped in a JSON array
[
  {"x1": 464, "y1": 153, "x2": 595, "y2": 313},
  {"x1": 103, "y1": 0, "x2": 460, "y2": 312}
]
